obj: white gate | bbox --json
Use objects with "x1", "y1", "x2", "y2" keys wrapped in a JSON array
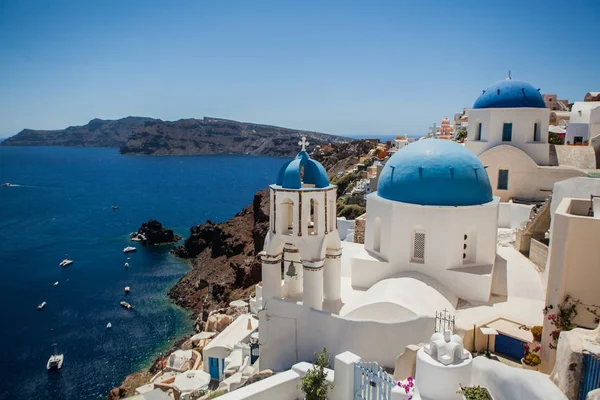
[{"x1": 353, "y1": 361, "x2": 396, "y2": 400}]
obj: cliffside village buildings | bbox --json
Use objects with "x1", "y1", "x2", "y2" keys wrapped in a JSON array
[{"x1": 128, "y1": 78, "x2": 600, "y2": 400}]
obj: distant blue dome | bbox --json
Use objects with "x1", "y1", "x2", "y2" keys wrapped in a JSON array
[
  {"x1": 377, "y1": 140, "x2": 493, "y2": 206},
  {"x1": 276, "y1": 151, "x2": 329, "y2": 189},
  {"x1": 473, "y1": 80, "x2": 546, "y2": 109}
]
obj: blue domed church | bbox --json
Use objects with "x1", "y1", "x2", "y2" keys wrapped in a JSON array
[
  {"x1": 464, "y1": 76, "x2": 587, "y2": 201},
  {"x1": 360, "y1": 139, "x2": 499, "y2": 302}
]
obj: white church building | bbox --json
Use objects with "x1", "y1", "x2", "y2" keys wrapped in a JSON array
[
  {"x1": 465, "y1": 78, "x2": 589, "y2": 202},
  {"x1": 255, "y1": 137, "x2": 534, "y2": 373}
]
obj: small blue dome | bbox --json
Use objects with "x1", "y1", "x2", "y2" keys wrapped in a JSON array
[
  {"x1": 276, "y1": 151, "x2": 329, "y2": 189},
  {"x1": 473, "y1": 80, "x2": 546, "y2": 109},
  {"x1": 377, "y1": 140, "x2": 493, "y2": 206}
]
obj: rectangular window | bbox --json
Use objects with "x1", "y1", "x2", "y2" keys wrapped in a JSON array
[
  {"x1": 502, "y1": 123, "x2": 512, "y2": 142},
  {"x1": 498, "y1": 169, "x2": 509, "y2": 190},
  {"x1": 534, "y1": 123, "x2": 539, "y2": 142},
  {"x1": 476, "y1": 122, "x2": 482, "y2": 141},
  {"x1": 412, "y1": 231, "x2": 425, "y2": 262}
]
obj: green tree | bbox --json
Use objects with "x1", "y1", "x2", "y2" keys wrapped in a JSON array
[
  {"x1": 338, "y1": 204, "x2": 366, "y2": 219},
  {"x1": 300, "y1": 348, "x2": 333, "y2": 400},
  {"x1": 453, "y1": 128, "x2": 467, "y2": 143}
]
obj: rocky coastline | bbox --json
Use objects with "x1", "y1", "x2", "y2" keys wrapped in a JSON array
[{"x1": 108, "y1": 139, "x2": 375, "y2": 398}]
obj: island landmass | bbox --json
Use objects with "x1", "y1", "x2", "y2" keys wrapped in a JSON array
[{"x1": 2, "y1": 116, "x2": 351, "y2": 157}]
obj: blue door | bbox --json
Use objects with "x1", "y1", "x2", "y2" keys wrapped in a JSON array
[
  {"x1": 579, "y1": 353, "x2": 600, "y2": 399},
  {"x1": 494, "y1": 334, "x2": 525, "y2": 361},
  {"x1": 208, "y1": 357, "x2": 219, "y2": 380}
]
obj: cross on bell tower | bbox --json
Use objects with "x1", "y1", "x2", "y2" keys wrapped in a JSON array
[{"x1": 298, "y1": 136, "x2": 310, "y2": 152}]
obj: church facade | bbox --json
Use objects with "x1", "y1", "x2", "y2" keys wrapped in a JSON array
[
  {"x1": 257, "y1": 137, "x2": 503, "y2": 372},
  {"x1": 465, "y1": 78, "x2": 588, "y2": 201}
]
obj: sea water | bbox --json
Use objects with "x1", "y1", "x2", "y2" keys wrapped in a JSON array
[{"x1": 0, "y1": 146, "x2": 285, "y2": 399}]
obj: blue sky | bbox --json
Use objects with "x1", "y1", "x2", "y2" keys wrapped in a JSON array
[{"x1": 1, "y1": 0, "x2": 599, "y2": 138}]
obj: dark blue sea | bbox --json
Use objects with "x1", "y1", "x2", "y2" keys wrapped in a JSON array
[{"x1": 0, "y1": 147, "x2": 285, "y2": 400}]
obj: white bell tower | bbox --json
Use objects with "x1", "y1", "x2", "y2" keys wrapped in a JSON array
[{"x1": 260, "y1": 137, "x2": 342, "y2": 311}]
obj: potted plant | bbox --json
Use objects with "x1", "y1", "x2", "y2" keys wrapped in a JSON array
[
  {"x1": 530, "y1": 326, "x2": 542, "y2": 342},
  {"x1": 300, "y1": 348, "x2": 333, "y2": 400},
  {"x1": 458, "y1": 385, "x2": 493, "y2": 400},
  {"x1": 521, "y1": 343, "x2": 541, "y2": 370}
]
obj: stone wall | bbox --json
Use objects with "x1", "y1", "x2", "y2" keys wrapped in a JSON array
[
  {"x1": 353, "y1": 214, "x2": 366, "y2": 244},
  {"x1": 530, "y1": 238, "x2": 549, "y2": 271},
  {"x1": 554, "y1": 144, "x2": 597, "y2": 169}
]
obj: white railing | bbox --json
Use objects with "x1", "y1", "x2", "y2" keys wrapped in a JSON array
[{"x1": 353, "y1": 361, "x2": 396, "y2": 400}]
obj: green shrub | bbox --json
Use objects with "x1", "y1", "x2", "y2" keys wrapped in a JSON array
[
  {"x1": 300, "y1": 348, "x2": 333, "y2": 400},
  {"x1": 458, "y1": 385, "x2": 491, "y2": 400},
  {"x1": 338, "y1": 204, "x2": 365, "y2": 220}
]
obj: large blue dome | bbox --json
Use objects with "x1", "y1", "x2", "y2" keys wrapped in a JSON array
[
  {"x1": 276, "y1": 151, "x2": 329, "y2": 189},
  {"x1": 473, "y1": 80, "x2": 546, "y2": 109},
  {"x1": 377, "y1": 140, "x2": 493, "y2": 206}
]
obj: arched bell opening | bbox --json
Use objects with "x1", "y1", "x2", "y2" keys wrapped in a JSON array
[
  {"x1": 308, "y1": 198, "x2": 319, "y2": 236},
  {"x1": 282, "y1": 243, "x2": 303, "y2": 299},
  {"x1": 280, "y1": 199, "x2": 294, "y2": 235}
]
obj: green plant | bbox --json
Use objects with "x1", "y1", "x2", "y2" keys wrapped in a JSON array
[
  {"x1": 523, "y1": 352, "x2": 541, "y2": 366},
  {"x1": 457, "y1": 385, "x2": 491, "y2": 400},
  {"x1": 531, "y1": 325, "x2": 542, "y2": 341},
  {"x1": 454, "y1": 128, "x2": 467, "y2": 143},
  {"x1": 205, "y1": 390, "x2": 227, "y2": 399},
  {"x1": 337, "y1": 204, "x2": 366, "y2": 219},
  {"x1": 548, "y1": 132, "x2": 565, "y2": 145},
  {"x1": 523, "y1": 342, "x2": 541, "y2": 366},
  {"x1": 300, "y1": 348, "x2": 333, "y2": 400},
  {"x1": 544, "y1": 295, "x2": 600, "y2": 350}
]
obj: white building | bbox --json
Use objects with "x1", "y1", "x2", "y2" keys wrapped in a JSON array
[
  {"x1": 362, "y1": 139, "x2": 499, "y2": 302},
  {"x1": 203, "y1": 314, "x2": 258, "y2": 381},
  {"x1": 465, "y1": 78, "x2": 589, "y2": 201},
  {"x1": 257, "y1": 139, "x2": 515, "y2": 374},
  {"x1": 261, "y1": 137, "x2": 342, "y2": 312},
  {"x1": 566, "y1": 101, "x2": 600, "y2": 145},
  {"x1": 541, "y1": 195, "x2": 600, "y2": 372},
  {"x1": 390, "y1": 136, "x2": 409, "y2": 151}
]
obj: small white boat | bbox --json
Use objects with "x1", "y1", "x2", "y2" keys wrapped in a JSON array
[
  {"x1": 106, "y1": 322, "x2": 112, "y2": 329},
  {"x1": 3, "y1": 182, "x2": 11, "y2": 187},
  {"x1": 111, "y1": 205, "x2": 119, "y2": 210},
  {"x1": 123, "y1": 246, "x2": 137, "y2": 253},
  {"x1": 47, "y1": 344, "x2": 64, "y2": 371},
  {"x1": 124, "y1": 262, "x2": 129, "y2": 268},
  {"x1": 54, "y1": 281, "x2": 59, "y2": 286},
  {"x1": 124, "y1": 286, "x2": 130, "y2": 293},
  {"x1": 38, "y1": 301, "x2": 47, "y2": 310},
  {"x1": 59, "y1": 259, "x2": 73, "y2": 267},
  {"x1": 120, "y1": 301, "x2": 132, "y2": 309}
]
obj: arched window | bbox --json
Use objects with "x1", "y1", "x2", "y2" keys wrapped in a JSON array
[
  {"x1": 502, "y1": 122, "x2": 512, "y2": 142},
  {"x1": 328, "y1": 200, "x2": 335, "y2": 232},
  {"x1": 533, "y1": 121, "x2": 541, "y2": 142},
  {"x1": 280, "y1": 199, "x2": 294, "y2": 235},
  {"x1": 372, "y1": 217, "x2": 381, "y2": 253},
  {"x1": 309, "y1": 199, "x2": 318, "y2": 235},
  {"x1": 463, "y1": 229, "x2": 477, "y2": 264},
  {"x1": 412, "y1": 229, "x2": 425, "y2": 263},
  {"x1": 476, "y1": 122, "x2": 482, "y2": 141}
]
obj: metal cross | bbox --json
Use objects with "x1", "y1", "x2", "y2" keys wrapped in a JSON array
[
  {"x1": 428, "y1": 123, "x2": 437, "y2": 137},
  {"x1": 298, "y1": 136, "x2": 309, "y2": 151}
]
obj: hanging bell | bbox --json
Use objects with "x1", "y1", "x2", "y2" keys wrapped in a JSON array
[{"x1": 286, "y1": 261, "x2": 298, "y2": 278}]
